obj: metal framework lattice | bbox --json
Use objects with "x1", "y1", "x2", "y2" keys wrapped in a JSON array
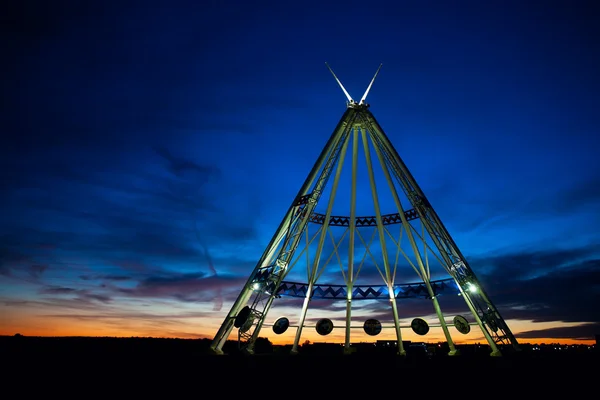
[{"x1": 209, "y1": 64, "x2": 520, "y2": 356}]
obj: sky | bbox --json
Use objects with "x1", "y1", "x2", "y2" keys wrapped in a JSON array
[{"x1": 1, "y1": 0, "x2": 599, "y2": 347}]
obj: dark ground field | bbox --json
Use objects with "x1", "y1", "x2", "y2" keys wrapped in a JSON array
[{"x1": 2, "y1": 335, "x2": 597, "y2": 394}]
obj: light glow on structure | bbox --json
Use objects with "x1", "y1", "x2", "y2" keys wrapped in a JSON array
[{"x1": 467, "y1": 282, "x2": 478, "y2": 293}]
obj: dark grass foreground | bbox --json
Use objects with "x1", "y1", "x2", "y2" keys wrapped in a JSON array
[{"x1": 2, "y1": 335, "x2": 597, "y2": 394}]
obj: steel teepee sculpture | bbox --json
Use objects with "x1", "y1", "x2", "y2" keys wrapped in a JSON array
[{"x1": 209, "y1": 64, "x2": 519, "y2": 356}]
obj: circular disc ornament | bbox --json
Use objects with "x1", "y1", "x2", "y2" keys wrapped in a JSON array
[
  {"x1": 234, "y1": 306, "x2": 251, "y2": 328},
  {"x1": 363, "y1": 319, "x2": 382, "y2": 336},
  {"x1": 240, "y1": 315, "x2": 254, "y2": 333},
  {"x1": 272, "y1": 317, "x2": 290, "y2": 334},
  {"x1": 315, "y1": 318, "x2": 334, "y2": 336},
  {"x1": 411, "y1": 318, "x2": 430, "y2": 335},
  {"x1": 453, "y1": 315, "x2": 470, "y2": 334}
]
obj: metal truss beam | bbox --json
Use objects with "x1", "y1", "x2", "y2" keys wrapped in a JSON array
[
  {"x1": 307, "y1": 209, "x2": 419, "y2": 226},
  {"x1": 273, "y1": 278, "x2": 458, "y2": 300}
]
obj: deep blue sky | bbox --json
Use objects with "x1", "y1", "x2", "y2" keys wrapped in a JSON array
[{"x1": 1, "y1": 0, "x2": 599, "y2": 343}]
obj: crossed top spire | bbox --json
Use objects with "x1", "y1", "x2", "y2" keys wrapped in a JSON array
[{"x1": 325, "y1": 62, "x2": 382, "y2": 107}]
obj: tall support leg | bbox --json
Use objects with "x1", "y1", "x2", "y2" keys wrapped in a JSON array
[
  {"x1": 343, "y1": 127, "x2": 359, "y2": 355},
  {"x1": 290, "y1": 284, "x2": 311, "y2": 355},
  {"x1": 292, "y1": 130, "x2": 350, "y2": 353},
  {"x1": 361, "y1": 127, "x2": 405, "y2": 356}
]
